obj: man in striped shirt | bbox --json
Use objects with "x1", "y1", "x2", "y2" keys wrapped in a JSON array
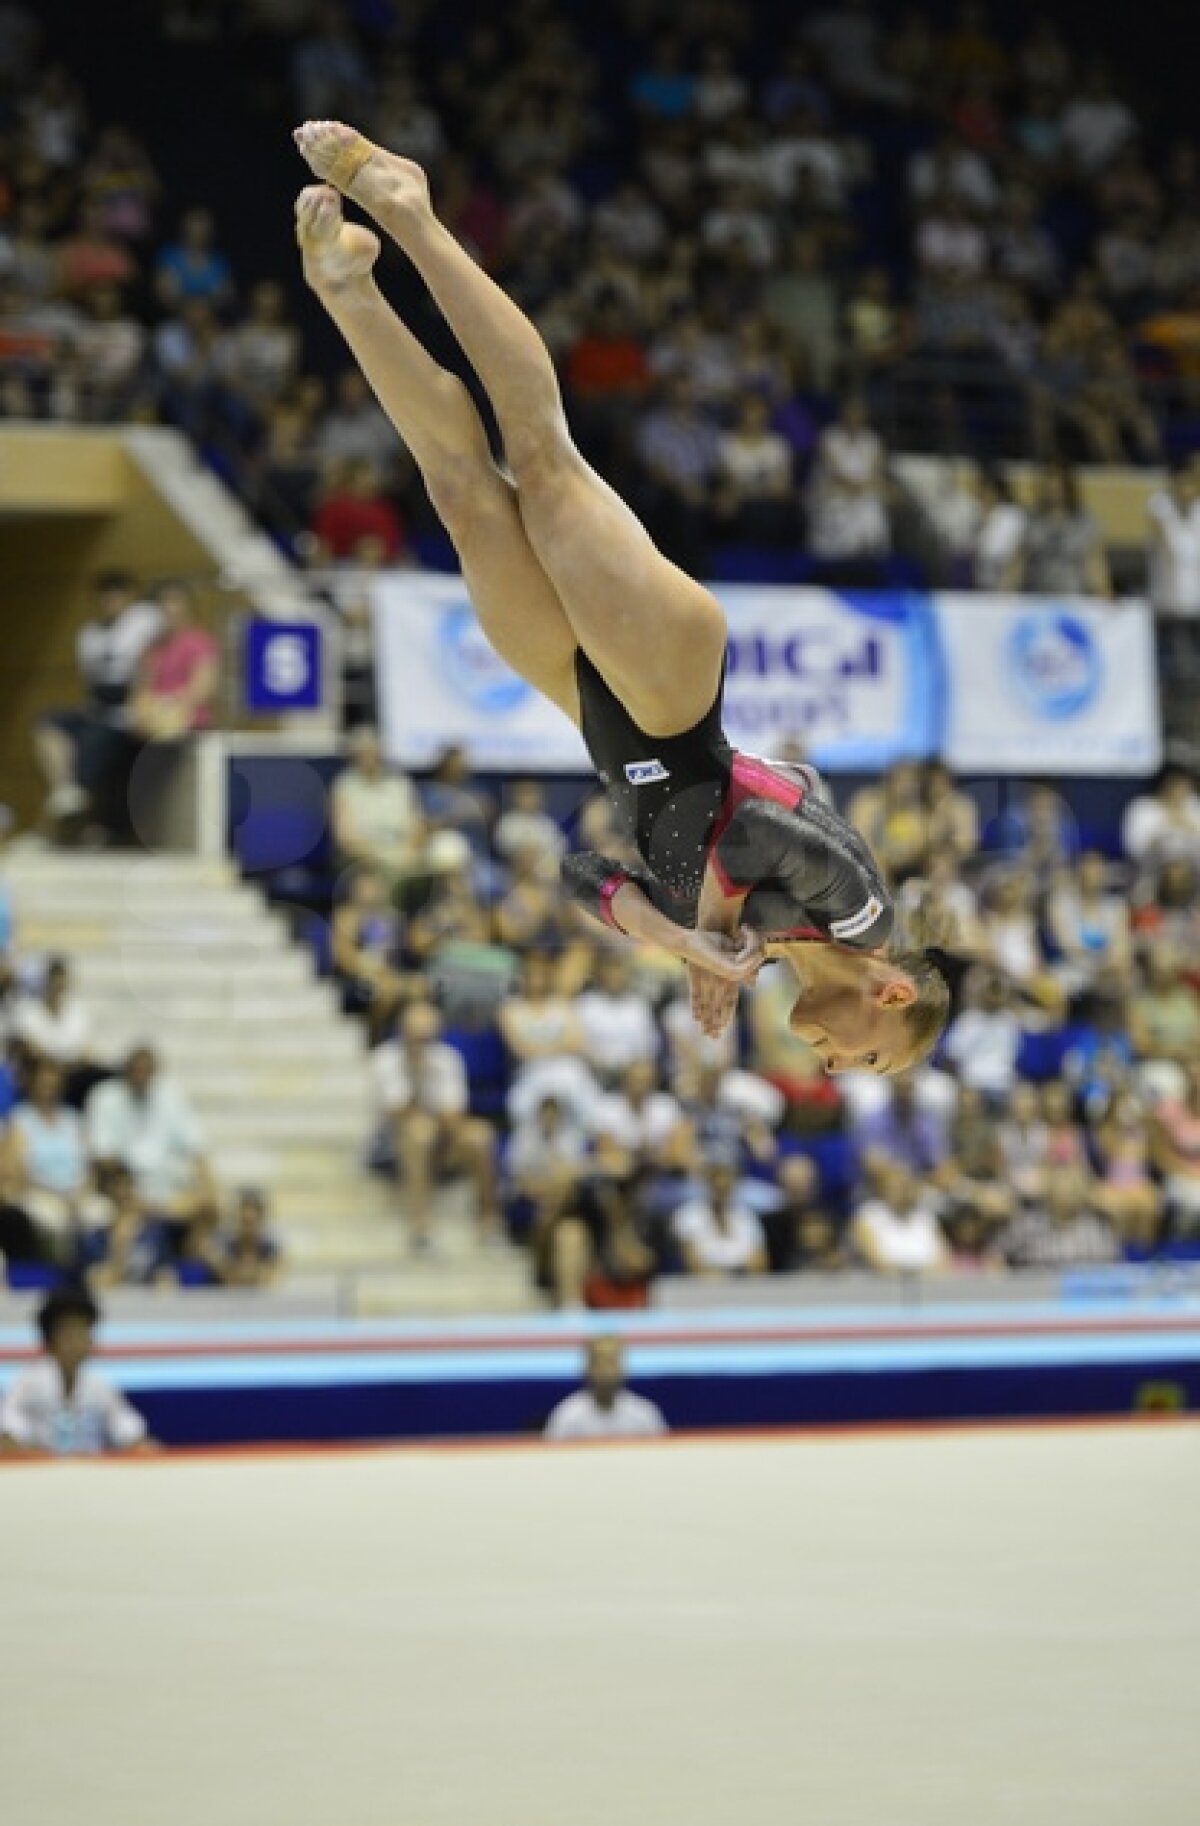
[{"x1": 999, "y1": 1164, "x2": 1121, "y2": 1270}]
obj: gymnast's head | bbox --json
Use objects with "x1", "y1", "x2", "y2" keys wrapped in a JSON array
[{"x1": 785, "y1": 945, "x2": 951, "y2": 1077}]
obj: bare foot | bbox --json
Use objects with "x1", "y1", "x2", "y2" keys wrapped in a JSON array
[
  {"x1": 294, "y1": 185, "x2": 380, "y2": 293},
  {"x1": 292, "y1": 120, "x2": 431, "y2": 235}
]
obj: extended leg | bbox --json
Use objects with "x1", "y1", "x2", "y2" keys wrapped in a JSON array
[
  {"x1": 294, "y1": 129, "x2": 727, "y2": 738},
  {"x1": 295, "y1": 185, "x2": 579, "y2": 720}
]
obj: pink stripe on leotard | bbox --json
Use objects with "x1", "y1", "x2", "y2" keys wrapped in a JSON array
[{"x1": 598, "y1": 871, "x2": 631, "y2": 932}]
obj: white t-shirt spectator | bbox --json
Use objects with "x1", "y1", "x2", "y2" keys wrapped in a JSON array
[
  {"x1": 11, "y1": 994, "x2": 91, "y2": 1064},
  {"x1": 77, "y1": 601, "x2": 164, "y2": 708},
  {"x1": 592, "y1": 1089, "x2": 681, "y2": 1154},
  {"x1": 854, "y1": 1195, "x2": 948, "y2": 1272},
  {"x1": 333, "y1": 767, "x2": 423, "y2": 859},
  {"x1": 943, "y1": 1006, "x2": 1022, "y2": 1096},
  {"x1": 915, "y1": 212, "x2": 990, "y2": 280},
  {"x1": 85, "y1": 1076, "x2": 206, "y2": 1206},
  {"x1": 808, "y1": 424, "x2": 890, "y2": 560},
  {"x1": 973, "y1": 502, "x2": 1027, "y2": 589},
  {"x1": 1121, "y1": 788, "x2": 1200, "y2": 870},
  {"x1": 908, "y1": 146, "x2": 999, "y2": 212},
  {"x1": 371, "y1": 1039, "x2": 468, "y2": 1118},
  {"x1": 1059, "y1": 94, "x2": 1136, "y2": 174},
  {"x1": 544, "y1": 1388, "x2": 667, "y2": 1441},
  {"x1": 1147, "y1": 488, "x2": 1200, "y2": 617},
  {"x1": 506, "y1": 1113, "x2": 589, "y2": 1183},
  {"x1": 1, "y1": 1360, "x2": 147, "y2": 1455},
  {"x1": 575, "y1": 989, "x2": 658, "y2": 1076},
  {"x1": 673, "y1": 1196, "x2": 767, "y2": 1272}
]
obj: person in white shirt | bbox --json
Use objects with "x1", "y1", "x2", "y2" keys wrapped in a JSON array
[
  {"x1": 592, "y1": 1059, "x2": 682, "y2": 1160},
  {"x1": 851, "y1": 1161, "x2": 950, "y2": 1274},
  {"x1": 807, "y1": 396, "x2": 890, "y2": 564},
  {"x1": 970, "y1": 465, "x2": 1026, "y2": 589},
  {"x1": 672, "y1": 1159, "x2": 769, "y2": 1276},
  {"x1": 1147, "y1": 459, "x2": 1200, "y2": 618},
  {"x1": 493, "y1": 778, "x2": 567, "y2": 876},
  {"x1": 942, "y1": 969, "x2": 1022, "y2": 1101},
  {"x1": 575, "y1": 949, "x2": 659, "y2": 1082},
  {"x1": 0, "y1": 1286, "x2": 156, "y2": 1458},
  {"x1": 1121, "y1": 768, "x2": 1200, "y2": 877},
  {"x1": 85, "y1": 1045, "x2": 218, "y2": 1229},
  {"x1": 370, "y1": 999, "x2": 499, "y2": 1246},
  {"x1": 11, "y1": 956, "x2": 94, "y2": 1081},
  {"x1": 331, "y1": 724, "x2": 427, "y2": 884},
  {"x1": 34, "y1": 569, "x2": 163, "y2": 825},
  {"x1": 544, "y1": 1335, "x2": 667, "y2": 1442}
]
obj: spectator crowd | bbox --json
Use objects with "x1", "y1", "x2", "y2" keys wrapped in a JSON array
[{"x1": 5, "y1": 0, "x2": 1200, "y2": 603}]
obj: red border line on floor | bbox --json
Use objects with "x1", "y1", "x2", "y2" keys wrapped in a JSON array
[
  {"x1": 3, "y1": 1310, "x2": 1200, "y2": 1365},
  {"x1": 2, "y1": 1411, "x2": 1196, "y2": 1468}
]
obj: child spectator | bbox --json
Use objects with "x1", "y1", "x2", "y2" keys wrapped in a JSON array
[{"x1": 0, "y1": 1286, "x2": 157, "y2": 1457}]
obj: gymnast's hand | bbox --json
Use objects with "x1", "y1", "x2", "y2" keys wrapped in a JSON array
[{"x1": 684, "y1": 928, "x2": 764, "y2": 1039}]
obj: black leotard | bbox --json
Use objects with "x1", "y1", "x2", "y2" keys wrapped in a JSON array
[{"x1": 563, "y1": 650, "x2": 893, "y2": 950}]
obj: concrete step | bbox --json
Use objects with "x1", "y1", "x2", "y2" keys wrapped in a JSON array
[
  {"x1": 352, "y1": 1272, "x2": 540, "y2": 1318},
  {"x1": 102, "y1": 1024, "x2": 364, "y2": 1067},
  {"x1": 203, "y1": 1104, "x2": 367, "y2": 1145},
  {"x1": 4, "y1": 854, "x2": 236, "y2": 889},
  {"x1": 74, "y1": 951, "x2": 313, "y2": 993},
  {"x1": 83, "y1": 985, "x2": 339, "y2": 1026},
  {"x1": 211, "y1": 1140, "x2": 371, "y2": 1187},
  {"x1": 185, "y1": 1066, "x2": 371, "y2": 1109},
  {"x1": 11, "y1": 881, "x2": 263, "y2": 919},
  {"x1": 269, "y1": 1184, "x2": 398, "y2": 1224}
]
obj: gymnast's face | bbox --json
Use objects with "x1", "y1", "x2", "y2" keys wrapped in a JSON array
[{"x1": 789, "y1": 981, "x2": 918, "y2": 1077}]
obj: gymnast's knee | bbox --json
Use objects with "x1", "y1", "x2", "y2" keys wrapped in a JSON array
[
  {"x1": 502, "y1": 412, "x2": 576, "y2": 495},
  {"x1": 424, "y1": 452, "x2": 505, "y2": 542}
]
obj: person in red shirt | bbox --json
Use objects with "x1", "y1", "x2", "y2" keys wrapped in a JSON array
[
  {"x1": 565, "y1": 296, "x2": 651, "y2": 403},
  {"x1": 131, "y1": 581, "x2": 221, "y2": 738},
  {"x1": 311, "y1": 457, "x2": 406, "y2": 560},
  {"x1": 56, "y1": 199, "x2": 138, "y2": 301}
]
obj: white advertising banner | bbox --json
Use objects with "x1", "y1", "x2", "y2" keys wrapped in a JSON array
[
  {"x1": 932, "y1": 594, "x2": 1161, "y2": 777},
  {"x1": 372, "y1": 573, "x2": 1160, "y2": 776}
]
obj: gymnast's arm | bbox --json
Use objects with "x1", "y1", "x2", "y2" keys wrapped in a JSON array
[
  {"x1": 709, "y1": 798, "x2": 894, "y2": 950},
  {"x1": 561, "y1": 852, "x2": 762, "y2": 982}
]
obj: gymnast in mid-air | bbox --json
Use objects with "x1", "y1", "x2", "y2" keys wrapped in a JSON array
[{"x1": 292, "y1": 121, "x2": 949, "y2": 1071}]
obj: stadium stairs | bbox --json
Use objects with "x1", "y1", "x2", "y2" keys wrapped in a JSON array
[{"x1": 5, "y1": 848, "x2": 539, "y2": 1316}]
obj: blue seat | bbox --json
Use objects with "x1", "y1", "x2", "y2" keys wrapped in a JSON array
[{"x1": 443, "y1": 1024, "x2": 510, "y2": 1119}]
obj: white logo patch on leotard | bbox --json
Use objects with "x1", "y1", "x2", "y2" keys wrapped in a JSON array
[
  {"x1": 624, "y1": 759, "x2": 671, "y2": 786},
  {"x1": 830, "y1": 896, "x2": 884, "y2": 941}
]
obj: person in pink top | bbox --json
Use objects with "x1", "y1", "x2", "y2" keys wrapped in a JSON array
[{"x1": 131, "y1": 581, "x2": 220, "y2": 739}]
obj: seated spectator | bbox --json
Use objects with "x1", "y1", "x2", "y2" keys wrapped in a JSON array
[
  {"x1": 0, "y1": 1060, "x2": 89, "y2": 1263},
  {"x1": 222, "y1": 1188, "x2": 283, "y2": 1288},
  {"x1": 762, "y1": 229, "x2": 840, "y2": 389},
  {"x1": 33, "y1": 569, "x2": 162, "y2": 831},
  {"x1": 331, "y1": 865, "x2": 408, "y2": 1030},
  {"x1": 843, "y1": 267, "x2": 912, "y2": 385},
  {"x1": 943, "y1": 967, "x2": 1022, "y2": 1103},
  {"x1": 594, "y1": 1060, "x2": 682, "y2": 1162},
  {"x1": 0, "y1": 1286, "x2": 156, "y2": 1458},
  {"x1": 546, "y1": 1154, "x2": 658, "y2": 1310},
  {"x1": 998, "y1": 1163, "x2": 1121, "y2": 1267},
  {"x1": 504, "y1": 1093, "x2": 589, "y2": 1242},
  {"x1": 406, "y1": 860, "x2": 492, "y2": 961},
  {"x1": 128, "y1": 581, "x2": 219, "y2": 739},
  {"x1": 807, "y1": 396, "x2": 891, "y2": 578},
  {"x1": 86, "y1": 1045, "x2": 218, "y2": 1240},
  {"x1": 1047, "y1": 852, "x2": 1132, "y2": 995},
  {"x1": 672, "y1": 1158, "x2": 769, "y2": 1277},
  {"x1": 852, "y1": 1068, "x2": 951, "y2": 1180},
  {"x1": 1058, "y1": 66, "x2": 1136, "y2": 176},
  {"x1": 977, "y1": 869, "x2": 1067, "y2": 1014},
  {"x1": 849, "y1": 762, "x2": 931, "y2": 885},
  {"x1": 936, "y1": 1084, "x2": 1017, "y2": 1241},
  {"x1": 316, "y1": 367, "x2": 405, "y2": 478},
  {"x1": 218, "y1": 279, "x2": 299, "y2": 412},
  {"x1": 85, "y1": 1165, "x2": 172, "y2": 1289},
  {"x1": 311, "y1": 458, "x2": 406, "y2": 563},
  {"x1": 967, "y1": 465, "x2": 1026, "y2": 589},
  {"x1": 493, "y1": 779, "x2": 567, "y2": 878},
  {"x1": 576, "y1": 949, "x2": 659, "y2": 1084},
  {"x1": 57, "y1": 198, "x2": 138, "y2": 302},
  {"x1": 1091, "y1": 1090, "x2": 1162, "y2": 1251},
  {"x1": 1121, "y1": 768, "x2": 1200, "y2": 879},
  {"x1": 544, "y1": 1336, "x2": 667, "y2": 1440},
  {"x1": 370, "y1": 1000, "x2": 499, "y2": 1247},
  {"x1": 999, "y1": 1080, "x2": 1051, "y2": 1205},
  {"x1": 923, "y1": 761, "x2": 979, "y2": 866},
  {"x1": 633, "y1": 374, "x2": 719, "y2": 570},
  {"x1": 1018, "y1": 465, "x2": 1111, "y2": 598},
  {"x1": 714, "y1": 392, "x2": 795, "y2": 546},
  {"x1": 500, "y1": 948, "x2": 596, "y2": 1126},
  {"x1": 1128, "y1": 947, "x2": 1200, "y2": 1068},
  {"x1": 1151, "y1": 1061, "x2": 1200, "y2": 1237},
  {"x1": 331, "y1": 726, "x2": 427, "y2": 886},
  {"x1": 420, "y1": 743, "x2": 493, "y2": 862},
  {"x1": 289, "y1": 2, "x2": 372, "y2": 118},
  {"x1": 771, "y1": 1156, "x2": 849, "y2": 1273},
  {"x1": 10, "y1": 956, "x2": 98, "y2": 1100},
  {"x1": 1132, "y1": 862, "x2": 1200, "y2": 959},
  {"x1": 494, "y1": 846, "x2": 573, "y2": 951},
  {"x1": 851, "y1": 1162, "x2": 950, "y2": 1275},
  {"x1": 75, "y1": 282, "x2": 146, "y2": 417},
  {"x1": 989, "y1": 781, "x2": 1082, "y2": 894},
  {"x1": 154, "y1": 206, "x2": 233, "y2": 311},
  {"x1": 1039, "y1": 1081, "x2": 1090, "y2": 1172}
]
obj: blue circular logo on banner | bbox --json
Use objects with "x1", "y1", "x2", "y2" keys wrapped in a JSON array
[
  {"x1": 1007, "y1": 610, "x2": 1101, "y2": 720},
  {"x1": 436, "y1": 602, "x2": 531, "y2": 715}
]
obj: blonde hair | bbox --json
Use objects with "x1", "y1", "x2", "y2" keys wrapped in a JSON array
[{"x1": 889, "y1": 948, "x2": 951, "y2": 1061}]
